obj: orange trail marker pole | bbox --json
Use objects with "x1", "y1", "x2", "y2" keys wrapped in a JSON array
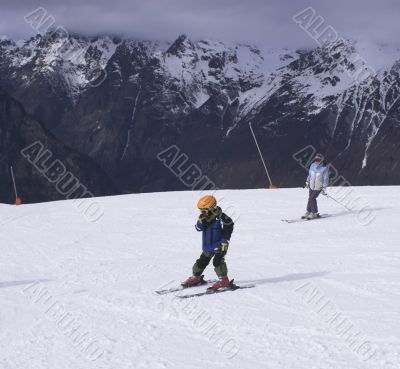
[
  {"x1": 10, "y1": 166, "x2": 22, "y2": 205},
  {"x1": 248, "y1": 122, "x2": 277, "y2": 189}
]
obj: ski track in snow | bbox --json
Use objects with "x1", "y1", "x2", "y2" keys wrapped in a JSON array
[{"x1": 0, "y1": 187, "x2": 399, "y2": 369}]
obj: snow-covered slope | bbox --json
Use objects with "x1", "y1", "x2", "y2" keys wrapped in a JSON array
[{"x1": 1, "y1": 187, "x2": 399, "y2": 369}]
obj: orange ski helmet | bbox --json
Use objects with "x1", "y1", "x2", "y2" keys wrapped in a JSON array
[{"x1": 197, "y1": 195, "x2": 217, "y2": 210}]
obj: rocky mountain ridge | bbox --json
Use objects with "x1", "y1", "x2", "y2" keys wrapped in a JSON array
[{"x1": 1, "y1": 32, "x2": 399, "y2": 202}]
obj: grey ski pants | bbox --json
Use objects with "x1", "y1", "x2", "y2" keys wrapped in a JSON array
[{"x1": 307, "y1": 189, "x2": 321, "y2": 213}]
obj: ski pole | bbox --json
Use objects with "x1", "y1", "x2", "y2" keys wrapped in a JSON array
[
  {"x1": 10, "y1": 166, "x2": 22, "y2": 205},
  {"x1": 248, "y1": 122, "x2": 277, "y2": 189},
  {"x1": 325, "y1": 193, "x2": 352, "y2": 212}
]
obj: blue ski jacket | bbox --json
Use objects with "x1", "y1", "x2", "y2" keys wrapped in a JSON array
[{"x1": 195, "y1": 212, "x2": 234, "y2": 253}]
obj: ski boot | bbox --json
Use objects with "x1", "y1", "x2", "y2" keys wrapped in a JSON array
[
  {"x1": 307, "y1": 212, "x2": 321, "y2": 219},
  {"x1": 209, "y1": 276, "x2": 231, "y2": 291},
  {"x1": 301, "y1": 211, "x2": 311, "y2": 219},
  {"x1": 181, "y1": 275, "x2": 206, "y2": 288}
]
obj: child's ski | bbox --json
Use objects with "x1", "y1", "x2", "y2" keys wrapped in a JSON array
[
  {"x1": 177, "y1": 281, "x2": 255, "y2": 299},
  {"x1": 155, "y1": 277, "x2": 212, "y2": 295},
  {"x1": 281, "y1": 214, "x2": 329, "y2": 224}
]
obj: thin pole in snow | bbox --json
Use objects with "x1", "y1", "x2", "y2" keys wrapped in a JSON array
[
  {"x1": 10, "y1": 166, "x2": 18, "y2": 198},
  {"x1": 10, "y1": 166, "x2": 22, "y2": 205},
  {"x1": 248, "y1": 122, "x2": 277, "y2": 189},
  {"x1": 325, "y1": 193, "x2": 352, "y2": 212}
]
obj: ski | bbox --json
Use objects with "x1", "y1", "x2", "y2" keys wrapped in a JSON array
[
  {"x1": 177, "y1": 281, "x2": 255, "y2": 299},
  {"x1": 155, "y1": 276, "x2": 212, "y2": 295},
  {"x1": 281, "y1": 214, "x2": 329, "y2": 224}
]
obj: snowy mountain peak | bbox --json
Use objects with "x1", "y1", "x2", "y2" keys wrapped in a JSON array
[
  {"x1": 1, "y1": 33, "x2": 400, "y2": 199},
  {"x1": 166, "y1": 34, "x2": 196, "y2": 57},
  {"x1": 0, "y1": 32, "x2": 122, "y2": 101}
]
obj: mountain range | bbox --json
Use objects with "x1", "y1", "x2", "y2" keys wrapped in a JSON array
[{"x1": 1, "y1": 31, "x2": 399, "y2": 203}]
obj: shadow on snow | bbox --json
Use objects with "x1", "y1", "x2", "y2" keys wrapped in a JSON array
[{"x1": 237, "y1": 271, "x2": 330, "y2": 285}]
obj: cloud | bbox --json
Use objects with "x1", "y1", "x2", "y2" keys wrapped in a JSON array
[{"x1": 0, "y1": 0, "x2": 399, "y2": 49}]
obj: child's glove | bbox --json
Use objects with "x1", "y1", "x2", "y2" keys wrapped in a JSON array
[
  {"x1": 198, "y1": 213, "x2": 208, "y2": 224},
  {"x1": 215, "y1": 240, "x2": 229, "y2": 256},
  {"x1": 220, "y1": 240, "x2": 229, "y2": 252}
]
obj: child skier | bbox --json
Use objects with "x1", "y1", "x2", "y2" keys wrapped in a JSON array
[
  {"x1": 303, "y1": 153, "x2": 329, "y2": 219},
  {"x1": 182, "y1": 195, "x2": 234, "y2": 291}
]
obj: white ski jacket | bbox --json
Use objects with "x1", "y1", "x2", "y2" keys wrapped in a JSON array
[{"x1": 307, "y1": 162, "x2": 329, "y2": 191}]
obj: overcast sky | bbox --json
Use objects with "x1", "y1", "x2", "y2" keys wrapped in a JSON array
[{"x1": 1, "y1": 0, "x2": 399, "y2": 49}]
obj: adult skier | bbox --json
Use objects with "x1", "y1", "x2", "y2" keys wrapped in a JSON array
[
  {"x1": 303, "y1": 153, "x2": 329, "y2": 219},
  {"x1": 182, "y1": 195, "x2": 234, "y2": 291}
]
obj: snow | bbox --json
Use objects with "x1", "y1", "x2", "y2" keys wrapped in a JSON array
[
  {"x1": 5, "y1": 34, "x2": 399, "y2": 124},
  {"x1": 193, "y1": 89, "x2": 210, "y2": 108},
  {"x1": 1, "y1": 187, "x2": 399, "y2": 369},
  {"x1": 160, "y1": 39, "x2": 286, "y2": 111},
  {"x1": 6, "y1": 34, "x2": 122, "y2": 102},
  {"x1": 237, "y1": 39, "x2": 400, "y2": 120},
  {"x1": 92, "y1": 37, "x2": 120, "y2": 69}
]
